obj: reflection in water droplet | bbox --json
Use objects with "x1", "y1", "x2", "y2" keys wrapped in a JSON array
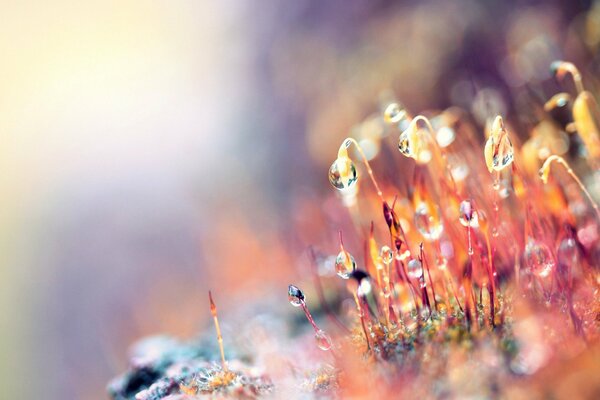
[
  {"x1": 557, "y1": 238, "x2": 579, "y2": 268},
  {"x1": 383, "y1": 103, "x2": 406, "y2": 124},
  {"x1": 414, "y1": 202, "x2": 444, "y2": 241},
  {"x1": 288, "y1": 285, "x2": 305, "y2": 307},
  {"x1": 380, "y1": 246, "x2": 393, "y2": 265},
  {"x1": 398, "y1": 130, "x2": 412, "y2": 157},
  {"x1": 485, "y1": 126, "x2": 514, "y2": 172},
  {"x1": 459, "y1": 200, "x2": 479, "y2": 228},
  {"x1": 407, "y1": 259, "x2": 423, "y2": 279},
  {"x1": 335, "y1": 250, "x2": 356, "y2": 279},
  {"x1": 314, "y1": 329, "x2": 332, "y2": 351},
  {"x1": 399, "y1": 127, "x2": 432, "y2": 164},
  {"x1": 328, "y1": 157, "x2": 357, "y2": 190},
  {"x1": 524, "y1": 239, "x2": 555, "y2": 278}
]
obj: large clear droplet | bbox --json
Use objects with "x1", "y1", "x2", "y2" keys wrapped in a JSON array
[
  {"x1": 288, "y1": 284, "x2": 305, "y2": 307},
  {"x1": 414, "y1": 202, "x2": 444, "y2": 241},
  {"x1": 524, "y1": 239, "x2": 555, "y2": 278},
  {"x1": 380, "y1": 245, "x2": 393, "y2": 265},
  {"x1": 328, "y1": 157, "x2": 357, "y2": 190},
  {"x1": 335, "y1": 250, "x2": 356, "y2": 279},
  {"x1": 459, "y1": 200, "x2": 479, "y2": 228},
  {"x1": 407, "y1": 259, "x2": 423, "y2": 279},
  {"x1": 314, "y1": 329, "x2": 332, "y2": 351}
]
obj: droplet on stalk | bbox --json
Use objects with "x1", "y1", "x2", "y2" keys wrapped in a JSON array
[
  {"x1": 328, "y1": 157, "x2": 358, "y2": 190},
  {"x1": 380, "y1": 245, "x2": 393, "y2": 265},
  {"x1": 383, "y1": 102, "x2": 407, "y2": 124},
  {"x1": 335, "y1": 250, "x2": 356, "y2": 279},
  {"x1": 524, "y1": 239, "x2": 555, "y2": 278},
  {"x1": 459, "y1": 200, "x2": 479, "y2": 228},
  {"x1": 484, "y1": 116, "x2": 514, "y2": 172},
  {"x1": 407, "y1": 259, "x2": 423, "y2": 279},
  {"x1": 414, "y1": 202, "x2": 444, "y2": 241},
  {"x1": 288, "y1": 284, "x2": 334, "y2": 352},
  {"x1": 335, "y1": 231, "x2": 356, "y2": 279},
  {"x1": 557, "y1": 237, "x2": 580, "y2": 274},
  {"x1": 399, "y1": 126, "x2": 433, "y2": 164},
  {"x1": 314, "y1": 330, "x2": 332, "y2": 351},
  {"x1": 288, "y1": 284, "x2": 305, "y2": 307}
]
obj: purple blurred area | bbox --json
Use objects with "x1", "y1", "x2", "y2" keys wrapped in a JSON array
[{"x1": 0, "y1": 0, "x2": 598, "y2": 398}]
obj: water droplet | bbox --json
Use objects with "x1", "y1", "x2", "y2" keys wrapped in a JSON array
[
  {"x1": 398, "y1": 130, "x2": 412, "y2": 157},
  {"x1": 414, "y1": 202, "x2": 444, "y2": 241},
  {"x1": 314, "y1": 329, "x2": 332, "y2": 351},
  {"x1": 335, "y1": 250, "x2": 356, "y2": 279},
  {"x1": 524, "y1": 239, "x2": 555, "y2": 278},
  {"x1": 328, "y1": 157, "x2": 357, "y2": 190},
  {"x1": 383, "y1": 103, "x2": 406, "y2": 124},
  {"x1": 398, "y1": 124, "x2": 432, "y2": 164},
  {"x1": 459, "y1": 200, "x2": 479, "y2": 228},
  {"x1": 407, "y1": 259, "x2": 423, "y2": 279},
  {"x1": 484, "y1": 117, "x2": 514, "y2": 172},
  {"x1": 288, "y1": 285, "x2": 305, "y2": 307},
  {"x1": 557, "y1": 238, "x2": 579, "y2": 268},
  {"x1": 380, "y1": 246, "x2": 393, "y2": 265}
]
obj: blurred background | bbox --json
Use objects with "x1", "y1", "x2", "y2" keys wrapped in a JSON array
[{"x1": 0, "y1": 0, "x2": 598, "y2": 398}]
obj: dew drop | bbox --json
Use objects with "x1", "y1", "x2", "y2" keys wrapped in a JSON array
[
  {"x1": 398, "y1": 130, "x2": 412, "y2": 157},
  {"x1": 407, "y1": 259, "x2": 423, "y2": 279},
  {"x1": 383, "y1": 103, "x2": 406, "y2": 124},
  {"x1": 380, "y1": 245, "x2": 393, "y2": 265},
  {"x1": 484, "y1": 120, "x2": 514, "y2": 172},
  {"x1": 524, "y1": 239, "x2": 555, "y2": 278},
  {"x1": 459, "y1": 200, "x2": 479, "y2": 228},
  {"x1": 314, "y1": 329, "x2": 332, "y2": 351},
  {"x1": 557, "y1": 238, "x2": 579, "y2": 268},
  {"x1": 335, "y1": 250, "x2": 356, "y2": 279},
  {"x1": 288, "y1": 285, "x2": 305, "y2": 307},
  {"x1": 328, "y1": 157, "x2": 357, "y2": 190},
  {"x1": 414, "y1": 202, "x2": 444, "y2": 241}
]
